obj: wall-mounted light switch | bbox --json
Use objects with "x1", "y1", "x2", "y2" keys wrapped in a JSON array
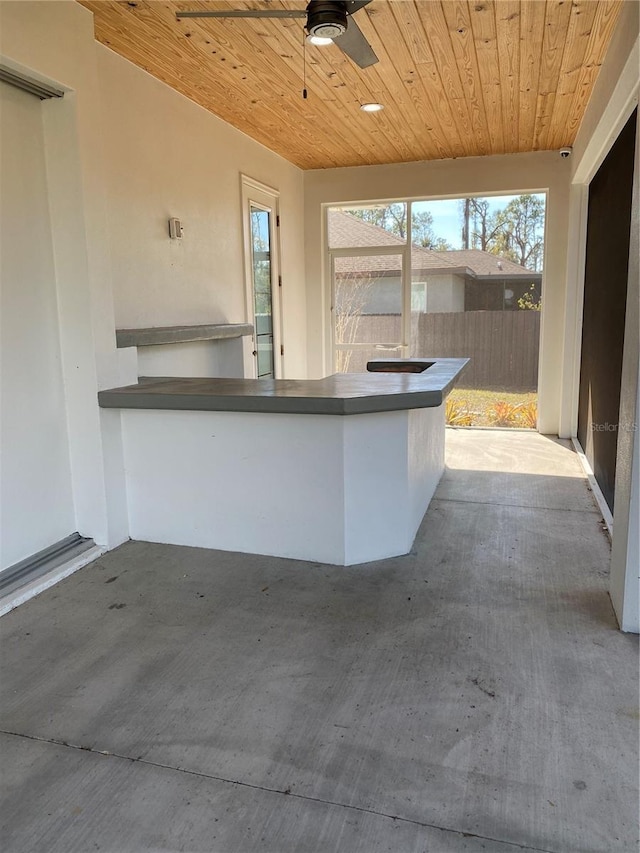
[{"x1": 168, "y1": 218, "x2": 183, "y2": 239}]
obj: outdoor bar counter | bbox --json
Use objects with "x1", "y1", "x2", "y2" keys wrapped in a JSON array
[{"x1": 99, "y1": 357, "x2": 467, "y2": 566}]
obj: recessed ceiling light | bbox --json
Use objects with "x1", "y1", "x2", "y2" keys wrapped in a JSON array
[
  {"x1": 306, "y1": 34, "x2": 334, "y2": 46},
  {"x1": 360, "y1": 102, "x2": 384, "y2": 112}
]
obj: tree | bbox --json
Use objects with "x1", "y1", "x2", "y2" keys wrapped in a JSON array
[
  {"x1": 350, "y1": 204, "x2": 443, "y2": 248},
  {"x1": 350, "y1": 203, "x2": 408, "y2": 237},
  {"x1": 493, "y1": 195, "x2": 545, "y2": 271},
  {"x1": 414, "y1": 212, "x2": 435, "y2": 246},
  {"x1": 460, "y1": 194, "x2": 546, "y2": 271},
  {"x1": 461, "y1": 197, "x2": 506, "y2": 252},
  {"x1": 333, "y1": 270, "x2": 379, "y2": 373},
  {"x1": 517, "y1": 283, "x2": 542, "y2": 311},
  {"x1": 426, "y1": 236, "x2": 455, "y2": 251}
]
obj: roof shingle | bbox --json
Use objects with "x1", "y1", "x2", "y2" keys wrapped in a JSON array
[
  {"x1": 328, "y1": 211, "x2": 540, "y2": 278},
  {"x1": 433, "y1": 249, "x2": 538, "y2": 277}
]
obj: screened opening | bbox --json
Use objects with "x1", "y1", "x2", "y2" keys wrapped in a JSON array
[{"x1": 328, "y1": 194, "x2": 546, "y2": 429}]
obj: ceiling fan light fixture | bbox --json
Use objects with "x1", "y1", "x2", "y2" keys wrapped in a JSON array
[
  {"x1": 360, "y1": 102, "x2": 384, "y2": 112},
  {"x1": 306, "y1": 33, "x2": 334, "y2": 46},
  {"x1": 307, "y1": 2, "x2": 347, "y2": 40},
  {"x1": 309, "y1": 20, "x2": 346, "y2": 38}
]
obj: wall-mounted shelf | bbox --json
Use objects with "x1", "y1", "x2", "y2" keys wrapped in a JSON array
[{"x1": 116, "y1": 323, "x2": 254, "y2": 349}]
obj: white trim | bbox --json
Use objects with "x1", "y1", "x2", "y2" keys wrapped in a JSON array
[
  {"x1": 240, "y1": 175, "x2": 283, "y2": 379},
  {"x1": 572, "y1": 37, "x2": 639, "y2": 186},
  {"x1": 610, "y1": 107, "x2": 640, "y2": 634},
  {"x1": 402, "y1": 202, "x2": 413, "y2": 356},
  {"x1": 329, "y1": 253, "x2": 339, "y2": 368},
  {"x1": 560, "y1": 184, "x2": 589, "y2": 438},
  {"x1": 0, "y1": 55, "x2": 69, "y2": 98},
  {"x1": 534, "y1": 189, "x2": 550, "y2": 434},
  {"x1": 319, "y1": 205, "x2": 328, "y2": 376},
  {"x1": 0, "y1": 544, "x2": 105, "y2": 618},
  {"x1": 0, "y1": 63, "x2": 64, "y2": 99},
  {"x1": 571, "y1": 437, "x2": 614, "y2": 534},
  {"x1": 240, "y1": 174, "x2": 278, "y2": 197},
  {"x1": 329, "y1": 245, "x2": 410, "y2": 258}
]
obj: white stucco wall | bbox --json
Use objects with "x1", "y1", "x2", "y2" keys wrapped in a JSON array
[
  {"x1": 135, "y1": 339, "x2": 246, "y2": 379},
  {"x1": 0, "y1": 0, "x2": 131, "y2": 554},
  {"x1": 0, "y1": 82, "x2": 76, "y2": 568},
  {"x1": 120, "y1": 405, "x2": 444, "y2": 566},
  {"x1": 426, "y1": 273, "x2": 465, "y2": 314},
  {"x1": 349, "y1": 272, "x2": 463, "y2": 316},
  {"x1": 304, "y1": 153, "x2": 571, "y2": 435},
  {"x1": 96, "y1": 45, "x2": 306, "y2": 378},
  {"x1": 0, "y1": 0, "x2": 306, "y2": 561}
]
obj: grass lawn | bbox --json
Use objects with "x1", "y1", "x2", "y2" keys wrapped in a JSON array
[{"x1": 446, "y1": 388, "x2": 538, "y2": 428}]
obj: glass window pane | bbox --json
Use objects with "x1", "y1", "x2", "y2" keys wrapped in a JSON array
[
  {"x1": 329, "y1": 194, "x2": 546, "y2": 425},
  {"x1": 255, "y1": 312, "x2": 272, "y2": 336},
  {"x1": 250, "y1": 205, "x2": 274, "y2": 379},
  {"x1": 251, "y1": 208, "x2": 270, "y2": 251},
  {"x1": 257, "y1": 336, "x2": 273, "y2": 378},
  {"x1": 328, "y1": 204, "x2": 408, "y2": 248},
  {"x1": 334, "y1": 255, "x2": 403, "y2": 350},
  {"x1": 407, "y1": 194, "x2": 545, "y2": 427}
]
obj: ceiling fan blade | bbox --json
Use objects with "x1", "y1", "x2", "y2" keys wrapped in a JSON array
[
  {"x1": 176, "y1": 10, "x2": 307, "y2": 19},
  {"x1": 333, "y1": 14, "x2": 378, "y2": 68},
  {"x1": 343, "y1": 1, "x2": 373, "y2": 12}
]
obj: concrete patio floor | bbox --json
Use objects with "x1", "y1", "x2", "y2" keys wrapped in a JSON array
[{"x1": 1, "y1": 429, "x2": 638, "y2": 853}]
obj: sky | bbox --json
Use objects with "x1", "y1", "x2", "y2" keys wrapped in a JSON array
[{"x1": 412, "y1": 194, "x2": 546, "y2": 249}]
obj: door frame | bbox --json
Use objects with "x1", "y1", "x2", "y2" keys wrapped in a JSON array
[{"x1": 241, "y1": 175, "x2": 284, "y2": 379}]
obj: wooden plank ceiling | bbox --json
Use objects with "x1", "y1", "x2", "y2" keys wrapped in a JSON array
[{"x1": 78, "y1": 0, "x2": 623, "y2": 170}]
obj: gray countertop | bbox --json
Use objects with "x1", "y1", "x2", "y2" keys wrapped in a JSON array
[
  {"x1": 115, "y1": 323, "x2": 254, "y2": 348},
  {"x1": 98, "y1": 358, "x2": 468, "y2": 416}
]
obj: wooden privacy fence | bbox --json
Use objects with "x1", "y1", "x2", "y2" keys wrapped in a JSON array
[{"x1": 354, "y1": 311, "x2": 540, "y2": 390}]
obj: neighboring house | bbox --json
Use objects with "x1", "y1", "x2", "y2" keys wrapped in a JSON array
[
  {"x1": 329, "y1": 211, "x2": 541, "y2": 314},
  {"x1": 434, "y1": 249, "x2": 542, "y2": 311}
]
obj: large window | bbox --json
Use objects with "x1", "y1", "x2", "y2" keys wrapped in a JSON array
[{"x1": 327, "y1": 193, "x2": 546, "y2": 429}]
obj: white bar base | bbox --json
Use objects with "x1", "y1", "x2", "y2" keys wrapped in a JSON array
[{"x1": 121, "y1": 406, "x2": 445, "y2": 566}]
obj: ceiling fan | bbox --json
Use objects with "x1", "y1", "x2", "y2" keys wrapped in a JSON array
[{"x1": 176, "y1": 1, "x2": 379, "y2": 69}]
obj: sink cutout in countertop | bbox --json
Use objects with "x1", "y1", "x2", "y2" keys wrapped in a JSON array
[{"x1": 366, "y1": 360, "x2": 434, "y2": 374}]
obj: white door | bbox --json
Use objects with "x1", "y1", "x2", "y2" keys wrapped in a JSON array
[
  {"x1": 242, "y1": 178, "x2": 283, "y2": 379},
  {"x1": 0, "y1": 81, "x2": 75, "y2": 570}
]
